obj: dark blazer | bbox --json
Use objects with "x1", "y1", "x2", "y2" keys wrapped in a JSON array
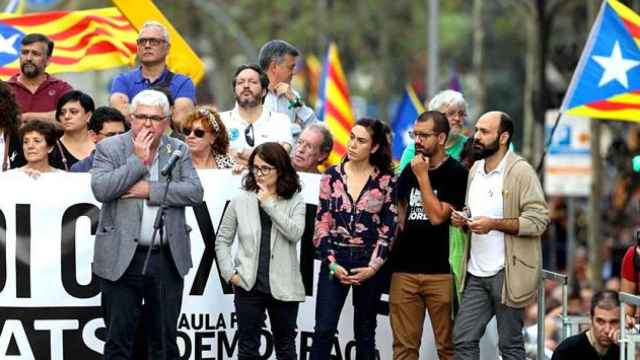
[{"x1": 90, "y1": 131, "x2": 204, "y2": 281}]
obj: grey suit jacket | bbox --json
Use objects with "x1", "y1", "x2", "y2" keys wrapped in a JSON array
[
  {"x1": 215, "y1": 191, "x2": 306, "y2": 302},
  {"x1": 90, "y1": 131, "x2": 204, "y2": 281}
]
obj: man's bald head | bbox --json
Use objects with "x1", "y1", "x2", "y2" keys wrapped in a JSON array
[{"x1": 476, "y1": 111, "x2": 513, "y2": 148}]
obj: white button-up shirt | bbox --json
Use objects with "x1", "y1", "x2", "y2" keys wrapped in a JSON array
[
  {"x1": 467, "y1": 152, "x2": 510, "y2": 277},
  {"x1": 138, "y1": 152, "x2": 160, "y2": 246},
  {"x1": 220, "y1": 105, "x2": 293, "y2": 153}
]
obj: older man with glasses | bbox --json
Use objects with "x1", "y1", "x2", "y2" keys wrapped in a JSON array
[
  {"x1": 92, "y1": 89, "x2": 203, "y2": 359},
  {"x1": 220, "y1": 64, "x2": 293, "y2": 168},
  {"x1": 109, "y1": 21, "x2": 196, "y2": 128},
  {"x1": 291, "y1": 123, "x2": 333, "y2": 173}
]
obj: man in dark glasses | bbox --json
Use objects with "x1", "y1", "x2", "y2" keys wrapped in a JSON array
[
  {"x1": 220, "y1": 64, "x2": 293, "y2": 166},
  {"x1": 70, "y1": 106, "x2": 129, "y2": 172}
]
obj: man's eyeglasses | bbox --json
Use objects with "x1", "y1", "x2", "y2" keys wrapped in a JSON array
[
  {"x1": 136, "y1": 37, "x2": 166, "y2": 47},
  {"x1": 296, "y1": 139, "x2": 318, "y2": 152},
  {"x1": 245, "y1": 124, "x2": 255, "y2": 147},
  {"x1": 183, "y1": 127, "x2": 207, "y2": 138},
  {"x1": 408, "y1": 130, "x2": 437, "y2": 141},
  {"x1": 251, "y1": 165, "x2": 275, "y2": 176},
  {"x1": 99, "y1": 131, "x2": 125, "y2": 137},
  {"x1": 131, "y1": 113, "x2": 166, "y2": 123}
]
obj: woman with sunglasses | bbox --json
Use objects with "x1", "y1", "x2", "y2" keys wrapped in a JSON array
[
  {"x1": 183, "y1": 106, "x2": 235, "y2": 169},
  {"x1": 50, "y1": 90, "x2": 95, "y2": 171},
  {"x1": 310, "y1": 118, "x2": 397, "y2": 359},
  {"x1": 215, "y1": 142, "x2": 305, "y2": 360}
]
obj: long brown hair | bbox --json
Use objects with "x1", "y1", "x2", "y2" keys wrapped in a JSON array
[{"x1": 352, "y1": 118, "x2": 393, "y2": 175}]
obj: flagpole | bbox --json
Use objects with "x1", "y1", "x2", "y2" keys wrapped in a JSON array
[
  {"x1": 427, "y1": 0, "x2": 439, "y2": 100},
  {"x1": 560, "y1": 1, "x2": 606, "y2": 112},
  {"x1": 538, "y1": 0, "x2": 607, "y2": 174},
  {"x1": 535, "y1": 111, "x2": 562, "y2": 174}
]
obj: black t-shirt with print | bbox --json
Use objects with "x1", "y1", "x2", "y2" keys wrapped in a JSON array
[{"x1": 391, "y1": 157, "x2": 468, "y2": 274}]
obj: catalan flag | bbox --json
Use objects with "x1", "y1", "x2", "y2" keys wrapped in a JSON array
[
  {"x1": 317, "y1": 42, "x2": 355, "y2": 165},
  {"x1": 562, "y1": 0, "x2": 640, "y2": 121},
  {"x1": 0, "y1": 7, "x2": 137, "y2": 79}
]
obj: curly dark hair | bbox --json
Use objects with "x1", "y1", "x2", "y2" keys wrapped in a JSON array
[
  {"x1": 0, "y1": 80, "x2": 19, "y2": 138},
  {"x1": 182, "y1": 106, "x2": 230, "y2": 156},
  {"x1": 242, "y1": 142, "x2": 301, "y2": 199},
  {"x1": 19, "y1": 119, "x2": 63, "y2": 147},
  {"x1": 352, "y1": 117, "x2": 393, "y2": 175}
]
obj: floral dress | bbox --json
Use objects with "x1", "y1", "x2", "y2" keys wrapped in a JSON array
[{"x1": 313, "y1": 162, "x2": 397, "y2": 270}]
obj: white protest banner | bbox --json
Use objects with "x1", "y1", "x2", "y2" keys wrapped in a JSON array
[{"x1": 0, "y1": 170, "x2": 439, "y2": 359}]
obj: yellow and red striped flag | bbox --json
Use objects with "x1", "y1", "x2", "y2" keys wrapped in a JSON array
[
  {"x1": 0, "y1": 7, "x2": 137, "y2": 79},
  {"x1": 317, "y1": 42, "x2": 355, "y2": 165}
]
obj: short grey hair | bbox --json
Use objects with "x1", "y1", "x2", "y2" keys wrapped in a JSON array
[
  {"x1": 427, "y1": 90, "x2": 467, "y2": 112},
  {"x1": 305, "y1": 123, "x2": 333, "y2": 159},
  {"x1": 140, "y1": 21, "x2": 170, "y2": 44},
  {"x1": 258, "y1": 40, "x2": 299, "y2": 70},
  {"x1": 130, "y1": 90, "x2": 171, "y2": 117}
]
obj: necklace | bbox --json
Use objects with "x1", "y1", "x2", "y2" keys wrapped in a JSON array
[{"x1": 429, "y1": 156, "x2": 449, "y2": 170}]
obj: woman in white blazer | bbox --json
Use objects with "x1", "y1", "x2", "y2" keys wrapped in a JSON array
[{"x1": 215, "y1": 142, "x2": 306, "y2": 360}]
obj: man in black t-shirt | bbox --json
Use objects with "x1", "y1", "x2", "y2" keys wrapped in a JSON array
[
  {"x1": 390, "y1": 110, "x2": 468, "y2": 360},
  {"x1": 551, "y1": 290, "x2": 620, "y2": 360}
]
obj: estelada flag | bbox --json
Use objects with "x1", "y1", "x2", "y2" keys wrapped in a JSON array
[
  {"x1": 0, "y1": 7, "x2": 137, "y2": 79},
  {"x1": 562, "y1": 0, "x2": 640, "y2": 121},
  {"x1": 317, "y1": 42, "x2": 355, "y2": 165}
]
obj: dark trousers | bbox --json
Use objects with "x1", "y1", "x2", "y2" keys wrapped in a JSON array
[
  {"x1": 234, "y1": 286, "x2": 299, "y2": 360},
  {"x1": 453, "y1": 271, "x2": 525, "y2": 360},
  {"x1": 310, "y1": 248, "x2": 382, "y2": 360},
  {"x1": 101, "y1": 248, "x2": 184, "y2": 360}
]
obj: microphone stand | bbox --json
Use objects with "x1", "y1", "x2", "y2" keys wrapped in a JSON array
[{"x1": 141, "y1": 170, "x2": 173, "y2": 275}]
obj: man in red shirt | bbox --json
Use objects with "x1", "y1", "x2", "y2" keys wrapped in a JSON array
[{"x1": 7, "y1": 33, "x2": 72, "y2": 124}]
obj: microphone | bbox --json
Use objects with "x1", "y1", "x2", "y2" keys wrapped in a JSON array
[{"x1": 160, "y1": 149, "x2": 183, "y2": 176}]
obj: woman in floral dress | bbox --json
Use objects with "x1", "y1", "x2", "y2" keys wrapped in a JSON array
[{"x1": 310, "y1": 117, "x2": 397, "y2": 360}]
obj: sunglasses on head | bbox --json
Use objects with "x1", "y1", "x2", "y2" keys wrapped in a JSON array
[{"x1": 183, "y1": 127, "x2": 207, "y2": 138}]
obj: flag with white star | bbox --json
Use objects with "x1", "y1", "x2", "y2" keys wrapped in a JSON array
[
  {"x1": 0, "y1": 7, "x2": 137, "y2": 79},
  {"x1": 562, "y1": 0, "x2": 640, "y2": 122}
]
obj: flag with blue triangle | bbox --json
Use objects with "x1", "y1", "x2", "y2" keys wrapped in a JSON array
[{"x1": 562, "y1": 0, "x2": 640, "y2": 121}]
